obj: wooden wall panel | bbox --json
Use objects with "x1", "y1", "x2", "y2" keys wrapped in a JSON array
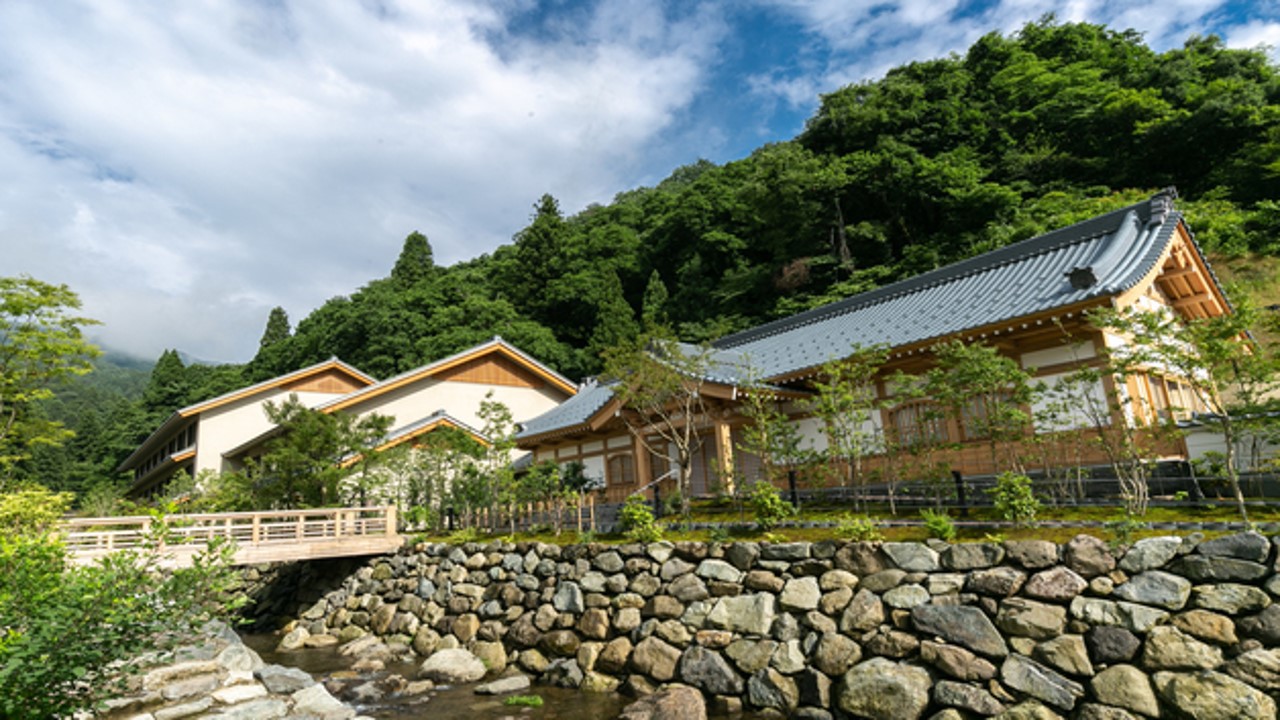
[
  {"x1": 436, "y1": 354, "x2": 544, "y2": 388},
  {"x1": 285, "y1": 369, "x2": 367, "y2": 394}
]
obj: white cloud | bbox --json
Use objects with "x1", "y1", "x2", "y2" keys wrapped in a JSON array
[
  {"x1": 0, "y1": 0, "x2": 726, "y2": 362},
  {"x1": 1225, "y1": 20, "x2": 1280, "y2": 59},
  {"x1": 750, "y1": 0, "x2": 1238, "y2": 109}
]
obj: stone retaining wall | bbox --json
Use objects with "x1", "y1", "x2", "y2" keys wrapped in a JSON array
[{"x1": 274, "y1": 533, "x2": 1280, "y2": 719}]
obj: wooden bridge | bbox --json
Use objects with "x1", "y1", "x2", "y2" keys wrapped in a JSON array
[{"x1": 62, "y1": 506, "x2": 402, "y2": 568}]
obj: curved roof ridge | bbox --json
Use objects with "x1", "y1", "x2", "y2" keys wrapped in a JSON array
[{"x1": 715, "y1": 200, "x2": 1154, "y2": 350}]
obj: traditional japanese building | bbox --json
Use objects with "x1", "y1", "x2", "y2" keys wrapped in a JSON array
[{"x1": 516, "y1": 189, "x2": 1230, "y2": 503}]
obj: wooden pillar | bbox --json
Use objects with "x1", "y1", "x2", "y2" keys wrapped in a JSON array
[
  {"x1": 634, "y1": 435, "x2": 651, "y2": 486},
  {"x1": 715, "y1": 421, "x2": 735, "y2": 495}
]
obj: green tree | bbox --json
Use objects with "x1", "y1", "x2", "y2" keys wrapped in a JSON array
[
  {"x1": 390, "y1": 231, "x2": 435, "y2": 287},
  {"x1": 927, "y1": 339, "x2": 1036, "y2": 474},
  {"x1": 602, "y1": 332, "x2": 713, "y2": 520},
  {"x1": 0, "y1": 486, "x2": 240, "y2": 719},
  {"x1": 1093, "y1": 301, "x2": 1278, "y2": 521},
  {"x1": 140, "y1": 349, "x2": 191, "y2": 419},
  {"x1": 477, "y1": 393, "x2": 518, "y2": 533},
  {"x1": 0, "y1": 276, "x2": 100, "y2": 481},
  {"x1": 251, "y1": 398, "x2": 392, "y2": 508},
  {"x1": 257, "y1": 306, "x2": 292, "y2": 352},
  {"x1": 809, "y1": 345, "x2": 889, "y2": 508},
  {"x1": 641, "y1": 269, "x2": 670, "y2": 330}
]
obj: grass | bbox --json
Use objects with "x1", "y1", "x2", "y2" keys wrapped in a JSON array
[{"x1": 410, "y1": 492, "x2": 1275, "y2": 548}]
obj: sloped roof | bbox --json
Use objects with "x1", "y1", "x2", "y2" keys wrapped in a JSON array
[
  {"x1": 378, "y1": 410, "x2": 486, "y2": 449},
  {"x1": 319, "y1": 336, "x2": 576, "y2": 413},
  {"x1": 119, "y1": 357, "x2": 373, "y2": 472},
  {"x1": 516, "y1": 379, "x2": 618, "y2": 441},
  {"x1": 714, "y1": 193, "x2": 1184, "y2": 379},
  {"x1": 516, "y1": 191, "x2": 1206, "y2": 442}
]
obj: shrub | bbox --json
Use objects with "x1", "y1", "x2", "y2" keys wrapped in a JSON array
[
  {"x1": 619, "y1": 494, "x2": 663, "y2": 543},
  {"x1": 708, "y1": 526, "x2": 730, "y2": 543},
  {"x1": 920, "y1": 508, "x2": 956, "y2": 540},
  {"x1": 988, "y1": 472, "x2": 1040, "y2": 527},
  {"x1": 750, "y1": 480, "x2": 795, "y2": 531},
  {"x1": 835, "y1": 514, "x2": 883, "y2": 541},
  {"x1": 0, "y1": 489, "x2": 241, "y2": 719}
]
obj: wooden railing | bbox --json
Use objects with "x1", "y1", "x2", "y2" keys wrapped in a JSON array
[{"x1": 62, "y1": 506, "x2": 401, "y2": 567}]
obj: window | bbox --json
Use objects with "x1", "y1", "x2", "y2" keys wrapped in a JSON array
[
  {"x1": 959, "y1": 392, "x2": 1018, "y2": 441},
  {"x1": 890, "y1": 401, "x2": 948, "y2": 446},
  {"x1": 607, "y1": 453, "x2": 636, "y2": 486}
]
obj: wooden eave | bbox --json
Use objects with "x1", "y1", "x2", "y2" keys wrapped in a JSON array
[
  {"x1": 1114, "y1": 221, "x2": 1229, "y2": 321},
  {"x1": 178, "y1": 360, "x2": 374, "y2": 418},
  {"x1": 341, "y1": 418, "x2": 488, "y2": 468},
  {"x1": 323, "y1": 343, "x2": 576, "y2": 415}
]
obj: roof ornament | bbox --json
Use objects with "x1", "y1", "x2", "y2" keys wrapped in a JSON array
[
  {"x1": 1150, "y1": 187, "x2": 1178, "y2": 224},
  {"x1": 1066, "y1": 266, "x2": 1097, "y2": 290}
]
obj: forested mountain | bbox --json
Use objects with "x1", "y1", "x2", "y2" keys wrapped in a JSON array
[{"x1": 20, "y1": 19, "x2": 1280, "y2": 498}]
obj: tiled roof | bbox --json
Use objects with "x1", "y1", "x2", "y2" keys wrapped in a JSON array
[
  {"x1": 382, "y1": 410, "x2": 484, "y2": 445},
  {"x1": 516, "y1": 191, "x2": 1201, "y2": 440},
  {"x1": 713, "y1": 194, "x2": 1181, "y2": 378},
  {"x1": 515, "y1": 379, "x2": 617, "y2": 440}
]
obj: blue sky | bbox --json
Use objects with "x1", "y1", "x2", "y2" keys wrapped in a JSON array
[{"x1": 2, "y1": 0, "x2": 1277, "y2": 363}]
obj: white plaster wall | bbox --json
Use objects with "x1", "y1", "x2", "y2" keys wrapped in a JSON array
[
  {"x1": 794, "y1": 417, "x2": 829, "y2": 453},
  {"x1": 580, "y1": 455, "x2": 606, "y2": 484},
  {"x1": 1020, "y1": 342, "x2": 1095, "y2": 370},
  {"x1": 196, "y1": 390, "x2": 337, "y2": 474},
  {"x1": 1031, "y1": 372, "x2": 1111, "y2": 433},
  {"x1": 346, "y1": 379, "x2": 567, "y2": 431},
  {"x1": 1185, "y1": 426, "x2": 1280, "y2": 470}
]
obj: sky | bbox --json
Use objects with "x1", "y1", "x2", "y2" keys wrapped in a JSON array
[{"x1": 3, "y1": 0, "x2": 1278, "y2": 364}]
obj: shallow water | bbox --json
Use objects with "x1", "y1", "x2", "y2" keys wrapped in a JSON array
[{"x1": 243, "y1": 634, "x2": 632, "y2": 720}]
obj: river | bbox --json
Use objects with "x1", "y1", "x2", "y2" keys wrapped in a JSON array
[{"x1": 243, "y1": 634, "x2": 633, "y2": 720}]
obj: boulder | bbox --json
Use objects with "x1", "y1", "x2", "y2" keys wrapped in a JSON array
[
  {"x1": 631, "y1": 636, "x2": 681, "y2": 682},
  {"x1": 1005, "y1": 540, "x2": 1060, "y2": 569},
  {"x1": 967, "y1": 567, "x2": 1028, "y2": 597},
  {"x1": 1142, "y1": 626, "x2": 1223, "y2": 671},
  {"x1": 912, "y1": 604, "x2": 1009, "y2": 658},
  {"x1": 1000, "y1": 655, "x2": 1084, "y2": 712},
  {"x1": 920, "y1": 640, "x2": 998, "y2": 681},
  {"x1": 1085, "y1": 626, "x2": 1141, "y2": 664},
  {"x1": 1192, "y1": 583, "x2": 1272, "y2": 615},
  {"x1": 418, "y1": 648, "x2": 487, "y2": 683},
  {"x1": 780, "y1": 577, "x2": 822, "y2": 612},
  {"x1": 1197, "y1": 532, "x2": 1271, "y2": 563},
  {"x1": 1152, "y1": 670, "x2": 1277, "y2": 720},
  {"x1": 474, "y1": 674, "x2": 531, "y2": 695},
  {"x1": 882, "y1": 542, "x2": 941, "y2": 572},
  {"x1": 837, "y1": 657, "x2": 932, "y2": 720},
  {"x1": 618, "y1": 684, "x2": 707, "y2": 720},
  {"x1": 705, "y1": 593, "x2": 776, "y2": 636},
  {"x1": 1023, "y1": 567, "x2": 1088, "y2": 603},
  {"x1": 1064, "y1": 535, "x2": 1115, "y2": 578},
  {"x1": 1172, "y1": 609, "x2": 1238, "y2": 645},
  {"x1": 678, "y1": 646, "x2": 744, "y2": 695},
  {"x1": 255, "y1": 665, "x2": 314, "y2": 694},
  {"x1": 996, "y1": 598, "x2": 1067, "y2": 640},
  {"x1": 1118, "y1": 536, "x2": 1183, "y2": 573},
  {"x1": 1090, "y1": 665, "x2": 1159, "y2": 717},
  {"x1": 1113, "y1": 571, "x2": 1192, "y2": 611},
  {"x1": 942, "y1": 543, "x2": 1004, "y2": 570},
  {"x1": 1225, "y1": 649, "x2": 1280, "y2": 692},
  {"x1": 748, "y1": 667, "x2": 800, "y2": 714},
  {"x1": 1034, "y1": 635, "x2": 1093, "y2": 677},
  {"x1": 933, "y1": 679, "x2": 1007, "y2": 716},
  {"x1": 1170, "y1": 556, "x2": 1269, "y2": 583}
]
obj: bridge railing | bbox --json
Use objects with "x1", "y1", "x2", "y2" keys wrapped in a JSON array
[{"x1": 62, "y1": 506, "x2": 398, "y2": 563}]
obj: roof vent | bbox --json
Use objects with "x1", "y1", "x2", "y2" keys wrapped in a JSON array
[{"x1": 1067, "y1": 266, "x2": 1097, "y2": 290}]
